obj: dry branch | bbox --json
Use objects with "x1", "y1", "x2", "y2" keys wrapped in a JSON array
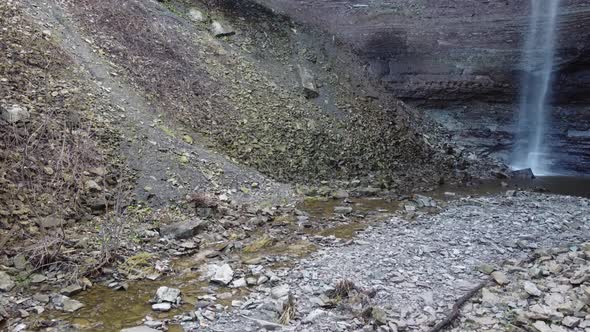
[{"x1": 427, "y1": 279, "x2": 490, "y2": 332}]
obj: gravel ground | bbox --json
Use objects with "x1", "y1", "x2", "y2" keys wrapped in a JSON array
[{"x1": 205, "y1": 191, "x2": 590, "y2": 331}]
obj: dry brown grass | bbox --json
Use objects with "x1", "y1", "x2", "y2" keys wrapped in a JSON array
[
  {"x1": 278, "y1": 294, "x2": 296, "y2": 325},
  {"x1": 331, "y1": 279, "x2": 357, "y2": 299}
]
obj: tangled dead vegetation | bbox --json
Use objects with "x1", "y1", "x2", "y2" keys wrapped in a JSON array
[
  {"x1": 279, "y1": 294, "x2": 296, "y2": 325},
  {"x1": 0, "y1": 1, "x2": 132, "y2": 270}
]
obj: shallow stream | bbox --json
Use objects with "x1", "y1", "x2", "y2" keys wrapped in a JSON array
[{"x1": 44, "y1": 176, "x2": 590, "y2": 330}]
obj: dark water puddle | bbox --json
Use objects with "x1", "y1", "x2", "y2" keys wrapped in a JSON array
[
  {"x1": 520, "y1": 176, "x2": 590, "y2": 198},
  {"x1": 432, "y1": 176, "x2": 590, "y2": 200}
]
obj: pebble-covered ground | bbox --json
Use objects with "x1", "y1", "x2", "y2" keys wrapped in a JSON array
[{"x1": 204, "y1": 191, "x2": 590, "y2": 332}]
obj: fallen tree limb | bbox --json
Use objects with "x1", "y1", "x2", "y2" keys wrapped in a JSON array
[{"x1": 427, "y1": 279, "x2": 490, "y2": 332}]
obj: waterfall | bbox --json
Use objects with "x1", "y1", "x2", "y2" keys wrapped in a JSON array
[{"x1": 511, "y1": 0, "x2": 560, "y2": 175}]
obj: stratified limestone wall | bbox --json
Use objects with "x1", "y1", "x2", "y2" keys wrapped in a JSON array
[{"x1": 253, "y1": 0, "x2": 590, "y2": 105}]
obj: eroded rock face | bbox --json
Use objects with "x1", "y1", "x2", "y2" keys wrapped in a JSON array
[{"x1": 253, "y1": 0, "x2": 590, "y2": 104}]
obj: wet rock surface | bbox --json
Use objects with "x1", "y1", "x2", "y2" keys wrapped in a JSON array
[
  {"x1": 204, "y1": 192, "x2": 590, "y2": 331},
  {"x1": 428, "y1": 104, "x2": 590, "y2": 176},
  {"x1": 449, "y1": 243, "x2": 590, "y2": 332}
]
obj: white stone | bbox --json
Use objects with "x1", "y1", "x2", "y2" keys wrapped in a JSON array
[
  {"x1": 121, "y1": 326, "x2": 159, "y2": 332},
  {"x1": 151, "y1": 302, "x2": 171, "y2": 312},
  {"x1": 532, "y1": 321, "x2": 551, "y2": 332},
  {"x1": 481, "y1": 288, "x2": 499, "y2": 305},
  {"x1": 257, "y1": 275, "x2": 269, "y2": 285},
  {"x1": 491, "y1": 271, "x2": 509, "y2": 285},
  {"x1": 188, "y1": 8, "x2": 206, "y2": 22},
  {"x1": 210, "y1": 263, "x2": 234, "y2": 285},
  {"x1": 303, "y1": 309, "x2": 326, "y2": 324},
  {"x1": 562, "y1": 316, "x2": 581, "y2": 328},
  {"x1": 230, "y1": 277, "x2": 247, "y2": 288},
  {"x1": 210, "y1": 21, "x2": 235, "y2": 37},
  {"x1": 1, "y1": 104, "x2": 29, "y2": 124},
  {"x1": 85, "y1": 180, "x2": 102, "y2": 192},
  {"x1": 155, "y1": 286, "x2": 181, "y2": 303}
]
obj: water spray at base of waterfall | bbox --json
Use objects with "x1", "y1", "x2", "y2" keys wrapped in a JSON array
[{"x1": 511, "y1": 0, "x2": 560, "y2": 176}]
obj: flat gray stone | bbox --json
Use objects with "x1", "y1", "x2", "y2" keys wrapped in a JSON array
[
  {"x1": 160, "y1": 219, "x2": 204, "y2": 239},
  {"x1": 52, "y1": 295, "x2": 84, "y2": 312},
  {"x1": 35, "y1": 216, "x2": 65, "y2": 229},
  {"x1": 0, "y1": 272, "x2": 15, "y2": 292},
  {"x1": 303, "y1": 309, "x2": 326, "y2": 324},
  {"x1": 491, "y1": 271, "x2": 509, "y2": 285},
  {"x1": 334, "y1": 206, "x2": 353, "y2": 214},
  {"x1": 332, "y1": 189, "x2": 349, "y2": 199},
  {"x1": 532, "y1": 321, "x2": 551, "y2": 332},
  {"x1": 30, "y1": 274, "x2": 47, "y2": 284},
  {"x1": 524, "y1": 281, "x2": 542, "y2": 296},
  {"x1": 230, "y1": 277, "x2": 247, "y2": 288},
  {"x1": 270, "y1": 284, "x2": 290, "y2": 300},
  {"x1": 13, "y1": 254, "x2": 28, "y2": 271},
  {"x1": 151, "y1": 302, "x2": 171, "y2": 312},
  {"x1": 562, "y1": 316, "x2": 581, "y2": 328},
  {"x1": 61, "y1": 284, "x2": 83, "y2": 296}
]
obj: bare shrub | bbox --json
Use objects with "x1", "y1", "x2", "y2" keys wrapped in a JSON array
[{"x1": 94, "y1": 183, "x2": 129, "y2": 272}]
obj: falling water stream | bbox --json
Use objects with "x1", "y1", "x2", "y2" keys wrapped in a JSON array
[{"x1": 511, "y1": 0, "x2": 560, "y2": 175}]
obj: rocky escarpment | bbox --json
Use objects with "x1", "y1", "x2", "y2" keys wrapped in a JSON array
[
  {"x1": 251, "y1": 0, "x2": 590, "y2": 174},
  {"x1": 51, "y1": 0, "x2": 498, "y2": 192},
  {"x1": 253, "y1": 0, "x2": 590, "y2": 105}
]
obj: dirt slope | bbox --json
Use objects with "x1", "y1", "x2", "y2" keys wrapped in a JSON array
[
  {"x1": 29, "y1": 0, "x2": 293, "y2": 207},
  {"x1": 47, "y1": 0, "x2": 492, "y2": 191}
]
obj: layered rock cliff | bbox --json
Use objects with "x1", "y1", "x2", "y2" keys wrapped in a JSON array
[
  {"x1": 253, "y1": 0, "x2": 590, "y2": 105},
  {"x1": 251, "y1": 0, "x2": 590, "y2": 174}
]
